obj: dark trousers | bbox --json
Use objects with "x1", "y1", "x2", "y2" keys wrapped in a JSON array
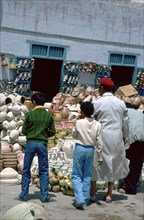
[{"x1": 124, "y1": 141, "x2": 144, "y2": 194}]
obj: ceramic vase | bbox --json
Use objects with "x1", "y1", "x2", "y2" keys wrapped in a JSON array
[
  {"x1": 24, "y1": 98, "x2": 33, "y2": 111},
  {"x1": 61, "y1": 136, "x2": 75, "y2": 159},
  {"x1": 53, "y1": 111, "x2": 62, "y2": 122},
  {"x1": 60, "y1": 105, "x2": 69, "y2": 120}
]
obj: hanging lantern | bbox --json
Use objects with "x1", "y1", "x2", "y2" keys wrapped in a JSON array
[
  {"x1": 1, "y1": 54, "x2": 8, "y2": 66},
  {"x1": 9, "y1": 58, "x2": 16, "y2": 70}
]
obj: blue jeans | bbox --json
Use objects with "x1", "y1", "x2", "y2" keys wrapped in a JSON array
[
  {"x1": 19, "y1": 141, "x2": 49, "y2": 201},
  {"x1": 72, "y1": 144, "x2": 94, "y2": 204}
]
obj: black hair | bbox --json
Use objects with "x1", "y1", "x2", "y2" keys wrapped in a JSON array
[
  {"x1": 80, "y1": 101, "x2": 94, "y2": 117},
  {"x1": 31, "y1": 92, "x2": 46, "y2": 105}
]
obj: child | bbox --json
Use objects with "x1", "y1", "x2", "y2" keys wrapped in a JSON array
[
  {"x1": 19, "y1": 92, "x2": 56, "y2": 203},
  {"x1": 71, "y1": 101, "x2": 103, "y2": 210}
]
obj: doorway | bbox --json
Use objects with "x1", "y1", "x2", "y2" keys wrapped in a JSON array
[
  {"x1": 111, "y1": 65, "x2": 134, "y2": 92},
  {"x1": 31, "y1": 58, "x2": 63, "y2": 102}
]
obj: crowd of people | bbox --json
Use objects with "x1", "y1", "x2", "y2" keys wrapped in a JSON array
[{"x1": 18, "y1": 78, "x2": 144, "y2": 211}]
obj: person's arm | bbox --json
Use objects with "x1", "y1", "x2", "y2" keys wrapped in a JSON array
[
  {"x1": 71, "y1": 121, "x2": 78, "y2": 138},
  {"x1": 47, "y1": 116, "x2": 56, "y2": 137},
  {"x1": 96, "y1": 123, "x2": 103, "y2": 164},
  {"x1": 22, "y1": 113, "x2": 29, "y2": 136},
  {"x1": 122, "y1": 107, "x2": 130, "y2": 149}
]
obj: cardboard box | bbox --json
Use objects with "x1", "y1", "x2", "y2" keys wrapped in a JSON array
[{"x1": 114, "y1": 84, "x2": 138, "y2": 97}]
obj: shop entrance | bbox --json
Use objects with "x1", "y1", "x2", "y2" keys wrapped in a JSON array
[
  {"x1": 31, "y1": 58, "x2": 63, "y2": 102},
  {"x1": 111, "y1": 65, "x2": 134, "y2": 91}
]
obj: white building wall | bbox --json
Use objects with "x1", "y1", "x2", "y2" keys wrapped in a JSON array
[{"x1": 0, "y1": 0, "x2": 144, "y2": 80}]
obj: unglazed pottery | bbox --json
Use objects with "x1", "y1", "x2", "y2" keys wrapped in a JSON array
[
  {"x1": 61, "y1": 136, "x2": 75, "y2": 159},
  {"x1": 2, "y1": 202, "x2": 49, "y2": 220},
  {"x1": 53, "y1": 111, "x2": 62, "y2": 122}
]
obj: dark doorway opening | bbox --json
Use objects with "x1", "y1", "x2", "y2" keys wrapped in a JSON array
[
  {"x1": 31, "y1": 58, "x2": 63, "y2": 102},
  {"x1": 111, "y1": 65, "x2": 134, "y2": 92}
]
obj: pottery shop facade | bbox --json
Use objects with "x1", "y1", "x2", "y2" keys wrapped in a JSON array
[{"x1": 0, "y1": 0, "x2": 144, "y2": 100}]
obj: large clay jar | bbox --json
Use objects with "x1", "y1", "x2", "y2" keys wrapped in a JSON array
[
  {"x1": 2, "y1": 202, "x2": 49, "y2": 220},
  {"x1": 0, "y1": 167, "x2": 19, "y2": 185},
  {"x1": 61, "y1": 136, "x2": 75, "y2": 159},
  {"x1": 141, "y1": 96, "x2": 144, "y2": 104},
  {"x1": 24, "y1": 98, "x2": 33, "y2": 111},
  {"x1": 14, "y1": 94, "x2": 25, "y2": 104},
  {"x1": 60, "y1": 105, "x2": 69, "y2": 120},
  {"x1": 131, "y1": 96, "x2": 142, "y2": 107},
  {"x1": 0, "y1": 94, "x2": 12, "y2": 106},
  {"x1": 53, "y1": 111, "x2": 62, "y2": 122}
]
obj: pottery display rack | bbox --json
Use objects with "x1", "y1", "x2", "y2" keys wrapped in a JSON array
[
  {"x1": 135, "y1": 68, "x2": 144, "y2": 96},
  {"x1": 62, "y1": 62, "x2": 79, "y2": 94},
  {"x1": 12, "y1": 57, "x2": 34, "y2": 97}
]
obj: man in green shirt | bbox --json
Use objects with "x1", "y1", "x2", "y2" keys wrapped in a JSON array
[{"x1": 19, "y1": 92, "x2": 56, "y2": 203}]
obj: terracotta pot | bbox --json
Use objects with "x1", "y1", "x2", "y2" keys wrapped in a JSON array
[
  {"x1": 141, "y1": 96, "x2": 144, "y2": 104},
  {"x1": 63, "y1": 121, "x2": 74, "y2": 129},
  {"x1": 48, "y1": 102, "x2": 59, "y2": 115},
  {"x1": 60, "y1": 105, "x2": 69, "y2": 120},
  {"x1": 53, "y1": 111, "x2": 62, "y2": 122},
  {"x1": 131, "y1": 96, "x2": 142, "y2": 107},
  {"x1": 24, "y1": 98, "x2": 33, "y2": 111}
]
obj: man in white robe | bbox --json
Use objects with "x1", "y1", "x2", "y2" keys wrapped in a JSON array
[{"x1": 91, "y1": 78, "x2": 130, "y2": 203}]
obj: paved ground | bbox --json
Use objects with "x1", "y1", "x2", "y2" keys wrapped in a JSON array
[{"x1": 0, "y1": 184, "x2": 144, "y2": 220}]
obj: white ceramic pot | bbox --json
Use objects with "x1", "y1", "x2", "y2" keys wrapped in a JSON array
[
  {"x1": 12, "y1": 104, "x2": 21, "y2": 116},
  {"x1": 2, "y1": 202, "x2": 49, "y2": 220},
  {"x1": 20, "y1": 104, "x2": 29, "y2": 114},
  {"x1": 12, "y1": 143, "x2": 21, "y2": 152},
  {"x1": 18, "y1": 126, "x2": 22, "y2": 135},
  {"x1": 0, "y1": 111, "x2": 7, "y2": 122},
  {"x1": 10, "y1": 129, "x2": 19, "y2": 139},
  {"x1": 2, "y1": 120, "x2": 9, "y2": 129},
  {"x1": 6, "y1": 111, "x2": 14, "y2": 121},
  {"x1": 0, "y1": 178, "x2": 19, "y2": 185},
  {"x1": 7, "y1": 103, "x2": 14, "y2": 112},
  {"x1": 1, "y1": 129, "x2": 7, "y2": 138},
  {"x1": 17, "y1": 162, "x2": 23, "y2": 174},
  {"x1": 61, "y1": 136, "x2": 75, "y2": 159},
  {"x1": 17, "y1": 136, "x2": 27, "y2": 145},
  {"x1": 7, "y1": 120, "x2": 17, "y2": 130},
  {"x1": 1, "y1": 140, "x2": 12, "y2": 153},
  {"x1": 14, "y1": 94, "x2": 25, "y2": 104},
  {"x1": 0, "y1": 167, "x2": 18, "y2": 179},
  {"x1": 16, "y1": 119, "x2": 23, "y2": 127},
  {"x1": 0, "y1": 105, "x2": 8, "y2": 112}
]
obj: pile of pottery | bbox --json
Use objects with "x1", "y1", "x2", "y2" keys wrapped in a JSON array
[
  {"x1": 0, "y1": 93, "x2": 28, "y2": 173},
  {"x1": 0, "y1": 155, "x2": 3, "y2": 171},
  {"x1": 119, "y1": 95, "x2": 144, "y2": 111},
  {"x1": 2, "y1": 152, "x2": 18, "y2": 170}
]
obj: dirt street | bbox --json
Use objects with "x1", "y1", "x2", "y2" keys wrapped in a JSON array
[{"x1": 0, "y1": 184, "x2": 143, "y2": 220}]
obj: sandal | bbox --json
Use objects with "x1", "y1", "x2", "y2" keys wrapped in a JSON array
[{"x1": 103, "y1": 195, "x2": 112, "y2": 203}]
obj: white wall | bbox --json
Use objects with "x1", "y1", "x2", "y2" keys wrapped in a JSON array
[{"x1": 0, "y1": 0, "x2": 144, "y2": 80}]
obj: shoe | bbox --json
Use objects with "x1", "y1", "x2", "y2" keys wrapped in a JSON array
[
  {"x1": 75, "y1": 202, "x2": 86, "y2": 210},
  {"x1": 118, "y1": 188, "x2": 126, "y2": 194},
  {"x1": 103, "y1": 195, "x2": 112, "y2": 203},
  {"x1": 40, "y1": 195, "x2": 55, "y2": 203},
  {"x1": 89, "y1": 197, "x2": 96, "y2": 203},
  {"x1": 18, "y1": 195, "x2": 28, "y2": 201}
]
